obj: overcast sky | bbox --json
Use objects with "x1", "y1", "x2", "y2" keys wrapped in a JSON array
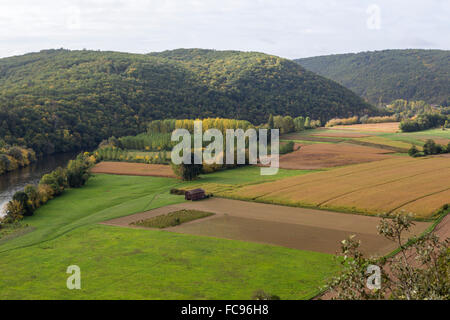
[{"x1": 0, "y1": 0, "x2": 448, "y2": 59}]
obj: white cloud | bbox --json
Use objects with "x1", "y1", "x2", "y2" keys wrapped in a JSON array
[{"x1": 0, "y1": 0, "x2": 448, "y2": 58}]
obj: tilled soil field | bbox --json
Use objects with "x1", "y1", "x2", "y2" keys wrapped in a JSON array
[
  {"x1": 101, "y1": 198, "x2": 431, "y2": 255},
  {"x1": 279, "y1": 143, "x2": 397, "y2": 169},
  {"x1": 91, "y1": 162, "x2": 176, "y2": 178}
]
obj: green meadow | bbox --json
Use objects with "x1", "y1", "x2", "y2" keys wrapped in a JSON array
[{"x1": 0, "y1": 168, "x2": 338, "y2": 300}]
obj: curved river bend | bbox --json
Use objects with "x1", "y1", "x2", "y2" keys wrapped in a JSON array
[{"x1": 0, "y1": 152, "x2": 77, "y2": 217}]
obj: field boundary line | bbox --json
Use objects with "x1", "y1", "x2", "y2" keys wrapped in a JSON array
[
  {"x1": 346, "y1": 139, "x2": 408, "y2": 153},
  {"x1": 316, "y1": 166, "x2": 450, "y2": 207},
  {"x1": 387, "y1": 187, "x2": 450, "y2": 214}
]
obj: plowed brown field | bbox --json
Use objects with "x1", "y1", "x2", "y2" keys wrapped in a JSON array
[
  {"x1": 279, "y1": 143, "x2": 397, "y2": 170},
  {"x1": 91, "y1": 162, "x2": 176, "y2": 178},
  {"x1": 101, "y1": 198, "x2": 431, "y2": 255}
]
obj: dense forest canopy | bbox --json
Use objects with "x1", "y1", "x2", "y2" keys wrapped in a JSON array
[
  {"x1": 295, "y1": 49, "x2": 450, "y2": 106},
  {"x1": 0, "y1": 48, "x2": 375, "y2": 155}
]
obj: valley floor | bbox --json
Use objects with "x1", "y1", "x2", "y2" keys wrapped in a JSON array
[{"x1": 1, "y1": 124, "x2": 448, "y2": 300}]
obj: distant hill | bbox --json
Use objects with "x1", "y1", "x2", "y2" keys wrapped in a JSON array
[
  {"x1": 295, "y1": 49, "x2": 450, "y2": 106},
  {"x1": 0, "y1": 48, "x2": 375, "y2": 155}
]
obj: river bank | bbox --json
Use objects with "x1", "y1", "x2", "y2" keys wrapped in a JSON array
[{"x1": 0, "y1": 152, "x2": 78, "y2": 217}]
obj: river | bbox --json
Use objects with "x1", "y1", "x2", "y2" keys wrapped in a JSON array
[{"x1": 0, "y1": 152, "x2": 78, "y2": 217}]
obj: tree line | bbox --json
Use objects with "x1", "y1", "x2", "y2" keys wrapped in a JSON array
[
  {"x1": 1, "y1": 153, "x2": 95, "y2": 224},
  {"x1": 400, "y1": 114, "x2": 450, "y2": 132},
  {"x1": 325, "y1": 115, "x2": 399, "y2": 127},
  {"x1": 0, "y1": 142, "x2": 36, "y2": 176},
  {"x1": 408, "y1": 139, "x2": 450, "y2": 157}
]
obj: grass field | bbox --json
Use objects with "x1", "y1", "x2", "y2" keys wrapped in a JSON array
[
  {"x1": 352, "y1": 136, "x2": 413, "y2": 151},
  {"x1": 0, "y1": 223, "x2": 338, "y2": 299},
  {"x1": 0, "y1": 174, "x2": 183, "y2": 253},
  {"x1": 0, "y1": 171, "x2": 339, "y2": 299},
  {"x1": 178, "y1": 166, "x2": 315, "y2": 195}
]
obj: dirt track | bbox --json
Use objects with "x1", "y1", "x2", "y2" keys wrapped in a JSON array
[
  {"x1": 91, "y1": 162, "x2": 176, "y2": 178},
  {"x1": 101, "y1": 198, "x2": 430, "y2": 255}
]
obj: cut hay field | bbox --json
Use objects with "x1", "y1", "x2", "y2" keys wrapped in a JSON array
[{"x1": 218, "y1": 157, "x2": 450, "y2": 218}]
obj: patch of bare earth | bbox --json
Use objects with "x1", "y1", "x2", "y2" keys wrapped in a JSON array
[
  {"x1": 279, "y1": 143, "x2": 398, "y2": 170},
  {"x1": 101, "y1": 198, "x2": 430, "y2": 256},
  {"x1": 91, "y1": 162, "x2": 176, "y2": 178}
]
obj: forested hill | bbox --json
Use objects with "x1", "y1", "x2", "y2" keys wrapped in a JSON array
[
  {"x1": 295, "y1": 49, "x2": 450, "y2": 106},
  {"x1": 0, "y1": 48, "x2": 374, "y2": 155}
]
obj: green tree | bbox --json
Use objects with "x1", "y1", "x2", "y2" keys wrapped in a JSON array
[
  {"x1": 293, "y1": 116, "x2": 305, "y2": 131},
  {"x1": 268, "y1": 114, "x2": 274, "y2": 129},
  {"x1": 304, "y1": 117, "x2": 311, "y2": 129},
  {"x1": 24, "y1": 185, "x2": 40, "y2": 210},
  {"x1": 40, "y1": 167, "x2": 67, "y2": 195},
  {"x1": 170, "y1": 153, "x2": 202, "y2": 181},
  {"x1": 66, "y1": 158, "x2": 91, "y2": 188},
  {"x1": 282, "y1": 116, "x2": 295, "y2": 134},
  {"x1": 408, "y1": 145, "x2": 419, "y2": 157},
  {"x1": 423, "y1": 139, "x2": 437, "y2": 155},
  {"x1": 5, "y1": 200, "x2": 24, "y2": 222},
  {"x1": 12, "y1": 191, "x2": 33, "y2": 216}
]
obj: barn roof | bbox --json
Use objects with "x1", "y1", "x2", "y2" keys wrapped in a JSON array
[{"x1": 185, "y1": 188, "x2": 205, "y2": 195}]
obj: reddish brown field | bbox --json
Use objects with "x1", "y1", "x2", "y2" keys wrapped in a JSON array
[
  {"x1": 91, "y1": 161, "x2": 176, "y2": 178},
  {"x1": 101, "y1": 198, "x2": 431, "y2": 255},
  {"x1": 279, "y1": 143, "x2": 397, "y2": 170},
  {"x1": 331, "y1": 122, "x2": 400, "y2": 133}
]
